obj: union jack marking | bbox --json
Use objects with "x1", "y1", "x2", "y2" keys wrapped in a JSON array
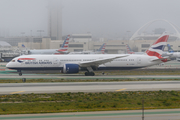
[{"x1": 146, "y1": 34, "x2": 169, "y2": 59}]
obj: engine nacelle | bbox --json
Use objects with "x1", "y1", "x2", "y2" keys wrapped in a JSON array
[{"x1": 63, "y1": 64, "x2": 79, "y2": 74}]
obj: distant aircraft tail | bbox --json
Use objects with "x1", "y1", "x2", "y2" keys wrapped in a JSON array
[
  {"x1": 167, "y1": 44, "x2": 174, "y2": 53},
  {"x1": 22, "y1": 44, "x2": 25, "y2": 48},
  {"x1": 57, "y1": 35, "x2": 70, "y2": 53},
  {"x1": 97, "y1": 43, "x2": 106, "y2": 54},
  {"x1": 146, "y1": 33, "x2": 169, "y2": 62},
  {"x1": 126, "y1": 44, "x2": 135, "y2": 54}
]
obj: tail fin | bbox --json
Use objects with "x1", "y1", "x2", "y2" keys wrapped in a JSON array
[
  {"x1": 61, "y1": 35, "x2": 70, "y2": 49},
  {"x1": 146, "y1": 34, "x2": 169, "y2": 59},
  {"x1": 57, "y1": 35, "x2": 70, "y2": 53},
  {"x1": 22, "y1": 44, "x2": 25, "y2": 48},
  {"x1": 97, "y1": 43, "x2": 106, "y2": 54},
  {"x1": 126, "y1": 44, "x2": 135, "y2": 54},
  {"x1": 167, "y1": 44, "x2": 174, "y2": 53}
]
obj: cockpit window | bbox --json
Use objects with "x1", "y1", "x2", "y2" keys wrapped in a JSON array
[{"x1": 12, "y1": 60, "x2": 15, "y2": 62}]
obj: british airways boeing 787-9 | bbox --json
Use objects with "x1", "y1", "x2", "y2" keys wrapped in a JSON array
[{"x1": 6, "y1": 34, "x2": 169, "y2": 76}]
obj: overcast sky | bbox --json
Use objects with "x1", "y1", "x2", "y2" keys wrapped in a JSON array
[{"x1": 0, "y1": 0, "x2": 180, "y2": 39}]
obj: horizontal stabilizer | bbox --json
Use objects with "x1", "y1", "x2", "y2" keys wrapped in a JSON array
[{"x1": 151, "y1": 57, "x2": 170, "y2": 62}]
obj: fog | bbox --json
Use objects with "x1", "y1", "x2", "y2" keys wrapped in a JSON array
[{"x1": 0, "y1": 0, "x2": 180, "y2": 39}]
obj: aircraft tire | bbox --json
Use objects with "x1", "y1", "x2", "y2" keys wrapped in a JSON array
[
  {"x1": 85, "y1": 72, "x2": 95, "y2": 76},
  {"x1": 19, "y1": 72, "x2": 22, "y2": 76},
  {"x1": 90, "y1": 72, "x2": 95, "y2": 76},
  {"x1": 85, "y1": 72, "x2": 88, "y2": 76}
]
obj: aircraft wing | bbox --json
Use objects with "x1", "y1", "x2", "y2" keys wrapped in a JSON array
[{"x1": 79, "y1": 55, "x2": 128, "y2": 67}]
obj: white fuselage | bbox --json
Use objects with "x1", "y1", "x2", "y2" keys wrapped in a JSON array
[{"x1": 6, "y1": 54, "x2": 162, "y2": 71}]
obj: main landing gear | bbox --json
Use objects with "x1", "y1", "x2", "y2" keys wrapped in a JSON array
[
  {"x1": 85, "y1": 72, "x2": 95, "y2": 76},
  {"x1": 84, "y1": 67, "x2": 95, "y2": 76}
]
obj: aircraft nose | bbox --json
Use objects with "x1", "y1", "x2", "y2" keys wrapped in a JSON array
[{"x1": 6, "y1": 63, "x2": 10, "y2": 68}]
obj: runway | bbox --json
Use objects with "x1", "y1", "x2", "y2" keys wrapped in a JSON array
[
  {"x1": 1, "y1": 109, "x2": 180, "y2": 120},
  {"x1": 1, "y1": 81, "x2": 180, "y2": 94}
]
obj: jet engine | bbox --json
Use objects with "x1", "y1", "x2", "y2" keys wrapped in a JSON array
[{"x1": 63, "y1": 64, "x2": 79, "y2": 74}]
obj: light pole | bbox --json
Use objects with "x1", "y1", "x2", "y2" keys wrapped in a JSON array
[
  {"x1": 30, "y1": 30, "x2": 32, "y2": 37},
  {"x1": 30, "y1": 30, "x2": 33, "y2": 49},
  {"x1": 21, "y1": 32, "x2": 25, "y2": 36},
  {"x1": 21, "y1": 32, "x2": 25, "y2": 47},
  {"x1": 142, "y1": 92, "x2": 144, "y2": 120},
  {"x1": 37, "y1": 30, "x2": 44, "y2": 37},
  {"x1": 127, "y1": 31, "x2": 131, "y2": 45}
]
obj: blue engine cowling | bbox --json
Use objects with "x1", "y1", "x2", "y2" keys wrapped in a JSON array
[{"x1": 63, "y1": 64, "x2": 79, "y2": 74}]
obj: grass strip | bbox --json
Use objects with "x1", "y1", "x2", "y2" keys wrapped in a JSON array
[{"x1": 0, "y1": 90, "x2": 180, "y2": 114}]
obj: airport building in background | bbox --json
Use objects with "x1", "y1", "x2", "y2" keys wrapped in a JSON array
[
  {"x1": 2, "y1": 19, "x2": 180, "y2": 54},
  {"x1": 17, "y1": 34, "x2": 128, "y2": 54}
]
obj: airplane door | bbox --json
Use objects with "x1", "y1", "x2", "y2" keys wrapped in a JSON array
[
  {"x1": 137, "y1": 57, "x2": 141, "y2": 65},
  {"x1": 53, "y1": 58, "x2": 59, "y2": 66}
]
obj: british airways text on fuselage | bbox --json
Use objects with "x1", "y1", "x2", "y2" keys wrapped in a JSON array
[
  {"x1": 17, "y1": 58, "x2": 53, "y2": 65},
  {"x1": 24, "y1": 61, "x2": 52, "y2": 64}
]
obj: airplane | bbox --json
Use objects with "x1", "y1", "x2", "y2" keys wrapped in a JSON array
[
  {"x1": 69, "y1": 43, "x2": 106, "y2": 54},
  {"x1": 6, "y1": 34, "x2": 169, "y2": 76},
  {"x1": 126, "y1": 44, "x2": 144, "y2": 54},
  {"x1": 22, "y1": 44, "x2": 25, "y2": 48},
  {"x1": 165, "y1": 44, "x2": 180, "y2": 61},
  {"x1": 26, "y1": 35, "x2": 70, "y2": 55}
]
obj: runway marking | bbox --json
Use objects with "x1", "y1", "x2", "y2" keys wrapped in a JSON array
[
  {"x1": 115, "y1": 88, "x2": 126, "y2": 91},
  {"x1": 10, "y1": 91, "x2": 25, "y2": 94}
]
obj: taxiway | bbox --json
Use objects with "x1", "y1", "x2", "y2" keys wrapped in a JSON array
[{"x1": 1, "y1": 109, "x2": 180, "y2": 120}]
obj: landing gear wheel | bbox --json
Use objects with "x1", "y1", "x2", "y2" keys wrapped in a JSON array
[
  {"x1": 19, "y1": 72, "x2": 22, "y2": 76},
  {"x1": 90, "y1": 72, "x2": 95, "y2": 76},
  {"x1": 85, "y1": 72, "x2": 88, "y2": 76},
  {"x1": 84, "y1": 72, "x2": 95, "y2": 76}
]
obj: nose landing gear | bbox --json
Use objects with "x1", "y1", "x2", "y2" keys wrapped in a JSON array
[
  {"x1": 19, "y1": 72, "x2": 22, "y2": 76},
  {"x1": 17, "y1": 70, "x2": 22, "y2": 76}
]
